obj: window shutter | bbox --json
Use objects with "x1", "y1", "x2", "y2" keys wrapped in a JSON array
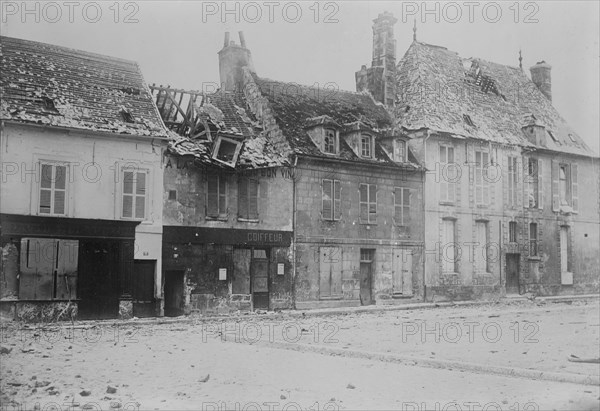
[
  {"x1": 218, "y1": 176, "x2": 227, "y2": 215},
  {"x1": 502, "y1": 155, "x2": 509, "y2": 208},
  {"x1": 516, "y1": 157, "x2": 522, "y2": 208},
  {"x1": 122, "y1": 171, "x2": 134, "y2": 218},
  {"x1": 551, "y1": 160, "x2": 559, "y2": 212},
  {"x1": 359, "y1": 184, "x2": 368, "y2": 221},
  {"x1": 135, "y1": 172, "x2": 146, "y2": 219},
  {"x1": 322, "y1": 180, "x2": 332, "y2": 220},
  {"x1": 369, "y1": 184, "x2": 377, "y2": 222},
  {"x1": 238, "y1": 178, "x2": 248, "y2": 218},
  {"x1": 404, "y1": 188, "x2": 411, "y2": 223},
  {"x1": 334, "y1": 180, "x2": 341, "y2": 220},
  {"x1": 537, "y1": 159, "x2": 544, "y2": 210},
  {"x1": 571, "y1": 163, "x2": 578, "y2": 212},
  {"x1": 523, "y1": 156, "x2": 529, "y2": 209},
  {"x1": 248, "y1": 179, "x2": 258, "y2": 219},
  {"x1": 207, "y1": 175, "x2": 218, "y2": 216}
]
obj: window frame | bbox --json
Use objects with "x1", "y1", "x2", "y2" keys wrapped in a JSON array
[
  {"x1": 323, "y1": 128, "x2": 338, "y2": 155},
  {"x1": 526, "y1": 158, "x2": 540, "y2": 208},
  {"x1": 393, "y1": 187, "x2": 411, "y2": 226},
  {"x1": 359, "y1": 183, "x2": 377, "y2": 224},
  {"x1": 360, "y1": 134, "x2": 373, "y2": 159},
  {"x1": 508, "y1": 221, "x2": 518, "y2": 243},
  {"x1": 529, "y1": 222, "x2": 538, "y2": 257},
  {"x1": 442, "y1": 218, "x2": 457, "y2": 273},
  {"x1": 121, "y1": 167, "x2": 149, "y2": 221},
  {"x1": 38, "y1": 161, "x2": 69, "y2": 216},
  {"x1": 439, "y1": 145, "x2": 456, "y2": 204},
  {"x1": 507, "y1": 156, "x2": 518, "y2": 207},
  {"x1": 475, "y1": 221, "x2": 490, "y2": 273},
  {"x1": 238, "y1": 176, "x2": 259, "y2": 221},
  {"x1": 474, "y1": 149, "x2": 490, "y2": 206},
  {"x1": 212, "y1": 136, "x2": 242, "y2": 167},
  {"x1": 559, "y1": 164, "x2": 571, "y2": 206},
  {"x1": 322, "y1": 179, "x2": 342, "y2": 221},
  {"x1": 207, "y1": 174, "x2": 228, "y2": 219}
]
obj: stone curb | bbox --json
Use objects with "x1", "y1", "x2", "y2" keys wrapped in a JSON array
[{"x1": 252, "y1": 340, "x2": 600, "y2": 387}]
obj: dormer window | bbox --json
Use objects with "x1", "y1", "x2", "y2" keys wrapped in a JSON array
[
  {"x1": 395, "y1": 140, "x2": 406, "y2": 162},
  {"x1": 360, "y1": 134, "x2": 373, "y2": 158},
  {"x1": 324, "y1": 129, "x2": 337, "y2": 154},
  {"x1": 212, "y1": 136, "x2": 242, "y2": 167}
]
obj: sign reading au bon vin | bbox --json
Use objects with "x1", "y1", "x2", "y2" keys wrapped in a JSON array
[{"x1": 163, "y1": 226, "x2": 292, "y2": 247}]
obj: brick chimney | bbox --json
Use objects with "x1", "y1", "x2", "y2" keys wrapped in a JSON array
[
  {"x1": 218, "y1": 31, "x2": 255, "y2": 92},
  {"x1": 355, "y1": 11, "x2": 397, "y2": 107},
  {"x1": 530, "y1": 61, "x2": 552, "y2": 102}
]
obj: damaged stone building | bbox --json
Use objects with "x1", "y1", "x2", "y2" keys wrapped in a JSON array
[
  {"x1": 157, "y1": 65, "x2": 295, "y2": 314},
  {"x1": 368, "y1": 15, "x2": 600, "y2": 300},
  {"x1": 0, "y1": 37, "x2": 169, "y2": 320}
]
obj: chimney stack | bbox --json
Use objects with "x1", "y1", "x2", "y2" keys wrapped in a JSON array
[
  {"x1": 218, "y1": 31, "x2": 255, "y2": 92},
  {"x1": 355, "y1": 11, "x2": 397, "y2": 107},
  {"x1": 530, "y1": 61, "x2": 552, "y2": 102}
]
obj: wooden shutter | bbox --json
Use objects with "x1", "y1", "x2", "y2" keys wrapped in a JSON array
[
  {"x1": 571, "y1": 164, "x2": 578, "y2": 212},
  {"x1": 54, "y1": 165, "x2": 66, "y2": 214},
  {"x1": 122, "y1": 171, "x2": 134, "y2": 218},
  {"x1": 19, "y1": 238, "x2": 56, "y2": 300},
  {"x1": 404, "y1": 188, "x2": 411, "y2": 223},
  {"x1": 359, "y1": 184, "x2": 368, "y2": 221},
  {"x1": 537, "y1": 159, "x2": 544, "y2": 209},
  {"x1": 238, "y1": 177, "x2": 248, "y2": 218},
  {"x1": 334, "y1": 180, "x2": 341, "y2": 220},
  {"x1": 55, "y1": 240, "x2": 78, "y2": 300},
  {"x1": 522, "y1": 156, "x2": 529, "y2": 209},
  {"x1": 135, "y1": 172, "x2": 146, "y2": 219},
  {"x1": 394, "y1": 187, "x2": 401, "y2": 223},
  {"x1": 369, "y1": 184, "x2": 377, "y2": 223},
  {"x1": 248, "y1": 179, "x2": 258, "y2": 219},
  {"x1": 322, "y1": 180, "x2": 332, "y2": 219},
  {"x1": 551, "y1": 160, "x2": 559, "y2": 211},
  {"x1": 207, "y1": 175, "x2": 218, "y2": 216},
  {"x1": 218, "y1": 176, "x2": 227, "y2": 215}
]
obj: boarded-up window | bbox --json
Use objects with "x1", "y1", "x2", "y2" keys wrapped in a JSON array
[
  {"x1": 359, "y1": 183, "x2": 377, "y2": 223},
  {"x1": 442, "y1": 219, "x2": 456, "y2": 273},
  {"x1": 238, "y1": 177, "x2": 258, "y2": 220},
  {"x1": 39, "y1": 163, "x2": 67, "y2": 215},
  {"x1": 207, "y1": 175, "x2": 227, "y2": 217},
  {"x1": 322, "y1": 179, "x2": 341, "y2": 220},
  {"x1": 319, "y1": 247, "x2": 342, "y2": 298},
  {"x1": 122, "y1": 170, "x2": 147, "y2": 219},
  {"x1": 394, "y1": 187, "x2": 411, "y2": 225},
  {"x1": 19, "y1": 238, "x2": 78, "y2": 300},
  {"x1": 439, "y1": 146, "x2": 456, "y2": 203}
]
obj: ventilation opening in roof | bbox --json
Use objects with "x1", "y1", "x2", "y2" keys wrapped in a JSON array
[
  {"x1": 547, "y1": 130, "x2": 558, "y2": 142},
  {"x1": 41, "y1": 97, "x2": 58, "y2": 112},
  {"x1": 463, "y1": 114, "x2": 475, "y2": 127},
  {"x1": 120, "y1": 108, "x2": 134, "y2": 123},
  {"x1": 120, "y1": 87, "x2": 140, "y2": 95}
]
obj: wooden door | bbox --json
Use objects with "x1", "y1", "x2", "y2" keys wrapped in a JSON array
[
  {"x1": 505, "y1": 253, "x2": 520, "y2": 294},
  {"x1": 251, "y1": 249, "x2": 269, "y2": 310},
  {"x1": 359, "y1": 249, "x2": 374, "y2": 305},
  {"x1": 132, "y1": 260, "x2": 155, "y2": 317},
  {"x1": 392, "y1": 248, "x2": 413, "y2": 296},
  {"x1": 319, "y1": 247, "x2": 342, "y2": 298}
]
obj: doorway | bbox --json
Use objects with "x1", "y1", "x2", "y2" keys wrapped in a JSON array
[
  {"x1": 78, "y1": 240, "x2": 120, "y2": 320},
  {"x1": 132, "y1": 260, "x2": 156, "y2": 318},
  {"x1": 251, "y1": 249, "x2": 269, "y2": 310},
  {"x1": 359, "y1": 249, "x2": 374, "y2": 305},
  {"x1": 164, "y1": 270, "x2": 185, "y2": 317},
  {"x1": 505, "y1": 253, "x2": 520, "y2": 294},
  {"x1": 392, "y1": 248, "x2": 413, "y2": 296}
]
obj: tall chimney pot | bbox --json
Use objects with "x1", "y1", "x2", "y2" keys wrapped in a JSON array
[{"x1": 530, "y1": 60, "x2": 552, "y2": 102}]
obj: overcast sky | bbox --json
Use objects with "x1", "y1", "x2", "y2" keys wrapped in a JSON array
[{"x1": 2, "y1": 0, "x2": 598, "y2": 153}]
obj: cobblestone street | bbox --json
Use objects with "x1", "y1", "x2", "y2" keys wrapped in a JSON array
[{"x1": 2, "y1": 300, "x2": 599, "y2": 410}]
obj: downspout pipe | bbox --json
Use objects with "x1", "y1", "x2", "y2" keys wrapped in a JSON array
[{"x1": 422, "y1": 129, "x2": 432, "y2": 302}]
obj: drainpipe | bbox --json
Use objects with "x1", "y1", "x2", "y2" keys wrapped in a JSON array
[
  {"x1": 422, "y1": 129, "x2": 432, "y2": 302},
  {"x1": 291, "y1": 154, "x2": 298, "y2": 309}
]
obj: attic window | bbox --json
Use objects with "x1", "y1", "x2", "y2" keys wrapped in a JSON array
[
  {"x1": 463, "y1": 114, "x2": 475, "y2": 127},
  {"x1": 323, "y1": 129, "x2": 337, "y2": 154},
  {"x1": 42, "y1": 97, "x2": 58, "y2": 112},
  {"x1": 212, "y1": 136, "x2": 242, "y2": 166},
  {"x1": 360, "y1": 134, "x2": 373, "y2": 158},
  {"x1": 120, "y1": 109, "x2": 134, "y2": 123}
]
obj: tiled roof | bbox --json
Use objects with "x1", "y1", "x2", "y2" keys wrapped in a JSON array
[
  {"x1": 0, "y1": 36, "x2": 167, "y2": 138},
  {"x1": 395, "y1": 41, "x2": 595, "y2": 157},
  {"x1": 254, "y1": 76, "x2": 410, "y2": 166},
  {"x1": 167, "y1": 91, "x2": 289, "y2": 169}
]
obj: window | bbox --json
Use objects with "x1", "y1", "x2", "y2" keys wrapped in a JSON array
[
  {"x1": 322, "y1": 179, "x2": 341, "y2": 220},
  {"x1": 507, "y1": 156, "x2": 518, "y2": 207},
  {"x1": 509, "y1": 221, "x2": 517, "y2": 243},
  {"x1": 359, "y1": 183, "x2": 377, "y2": 223},
  {"x1": 463, "y1": 114, "x2": 475, "y2": 127},
  {"x1": 360, "y1": 248, "x2": 375, "y2": 262},
  {"x1": 122, "y1": 169, "x2": 147, "y2": 219},
  {"x1": 39, "y1": 163, "x2": 67, "y2": 215},
  {"x1": 394, "y1": 187, "x2": 411, "y2": 225},
  {"x1": 526, "y1": 158, "x2": 540, "y2": 208},
  {"x1": 19, "y1": 238, "x2": 78, "y2": 300},
  {"x1": 238, "y1": 177, "x2": 258, "y2": 220},
  {"x1": 475, "y1": 150, "x2": 490, "y2": 205},
  {"x1": 212, "y1": 136, "x2": 242, "y2": 166},
  {"x1": 475, "y1": 221, "x2": 489, "y2": 273},
  {"x1": 559, "y1": 164, "x2": 571, "y2": 205},
  {"x1": 442, "y1": 219, "x2": 456, "y2": 273},
  {"x1": 168, "y1": 190, "x2": 177, "y2": 200},
  {"x1": 120, "y1": 108, "x2": 134, "y2": 123},
  {"x1": 439, "y1": 145, "x2": 456, "y2": 203},
  {"x1": 207, "y1": 175, "x2": 227, "y2": 218},
  {"x1": 360, "y1": 135, "x2": 372, "y2": 158},
  {"x1": 529, "y1": 223, "x2": 538, "y2": 257},
  {"x1": 324, "y1": 129, "x2": 337, "y2": 154},
  {"x1": 395, "y1": 140, "x2": 406, "y2": 162}
]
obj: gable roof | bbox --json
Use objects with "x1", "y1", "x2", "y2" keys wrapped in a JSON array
[
  {"x1": 0, "y1": 36, "x2": 167, "y2": 138},
  {"x1": 254, "y1": 76, "x2": 415, "y2": 166},
  {"x1": 395, "y1": 41, "x2": 595, "y2": 157},
  {"x1": 167, "y1": 90, "x2": 289, "y2": 169}
]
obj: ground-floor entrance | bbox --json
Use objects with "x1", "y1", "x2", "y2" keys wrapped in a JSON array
[{"x1": 505, "y1": 253, "x2": 520, "y2": 295}]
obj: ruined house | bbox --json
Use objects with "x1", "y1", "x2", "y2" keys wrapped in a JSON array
[
  {"x1": 359, "y1": 15, "x2": 600, "y2": 300},
  {"x1": 0, "y1": 36, "x2": 169, "y2": 320}
]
